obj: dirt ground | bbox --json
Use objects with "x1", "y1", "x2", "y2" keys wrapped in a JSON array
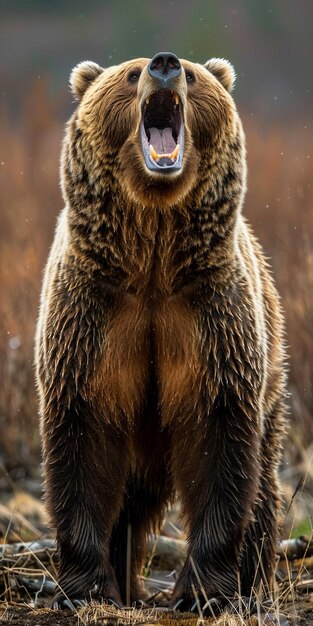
[{"x1": 0, "y1": 601, "x2": 313, "y2": 626}]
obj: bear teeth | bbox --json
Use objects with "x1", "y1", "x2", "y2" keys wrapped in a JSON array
[
  {"x1": 170, "y1": 144, "x2": 180, "y2": 161},
  {"x1": 150, "y1": 143, "x2": 180, "y2": 163},
  {"x1": 149, "y1": 144, "x2": 159, "y2": 161}
]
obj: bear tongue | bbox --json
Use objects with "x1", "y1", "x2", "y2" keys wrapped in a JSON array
[{"x1": 149, "y1": 127, "x2": 176, "y2": 155}]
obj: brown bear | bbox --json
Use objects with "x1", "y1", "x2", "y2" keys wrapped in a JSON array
[{"x1": 35, "y1": 52, "x2": 287, "y2": 613}]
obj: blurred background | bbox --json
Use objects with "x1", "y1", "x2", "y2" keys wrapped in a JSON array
[{"x1": 0, "y1": 0, "x2": 312, "y2": 536}]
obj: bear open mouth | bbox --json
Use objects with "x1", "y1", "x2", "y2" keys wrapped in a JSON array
[{"x1": 141, "y1": 90, "x2": 184, "y2": 172}]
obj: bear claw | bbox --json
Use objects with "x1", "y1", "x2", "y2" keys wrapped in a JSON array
[
  {"x1": 52, "y1": 597, "x2": 87, "y2": 611},
  {"x1": 170, "y1": 595, "x2": 227, "y2": 616}
]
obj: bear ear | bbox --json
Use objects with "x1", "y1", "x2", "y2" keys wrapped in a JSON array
[
  {"x1": 70, "y1": 61, "x2": 104, "y2": 101},
  {"x1": 203, "y1": 58, "x2": 236, "y2": 92}
]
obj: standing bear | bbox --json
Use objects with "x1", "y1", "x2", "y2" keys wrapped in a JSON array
[{"x1": 35, "y1": 53, "x2": 287, "y2": 612}]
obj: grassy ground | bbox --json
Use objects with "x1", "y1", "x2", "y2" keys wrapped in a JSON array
[{"x1": 1, "y1": 490, "x2": 313, "y2": 625}]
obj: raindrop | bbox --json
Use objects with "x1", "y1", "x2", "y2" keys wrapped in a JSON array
[{"x1": 9, "y1": 336, "x2": 21, "y2": 350}]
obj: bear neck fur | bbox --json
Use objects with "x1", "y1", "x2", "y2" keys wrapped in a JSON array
[{"x1": 61, "y1": 114, "x2": 246, "y2": 295}]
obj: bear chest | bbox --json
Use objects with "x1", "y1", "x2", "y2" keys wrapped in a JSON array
[{"x1": 89, "y1": 291, "x2": 202, "y2": 422}]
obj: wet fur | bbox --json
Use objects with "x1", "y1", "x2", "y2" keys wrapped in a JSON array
[{"x1": 35, "y1": 56, "x2": 286, "y2": 609}]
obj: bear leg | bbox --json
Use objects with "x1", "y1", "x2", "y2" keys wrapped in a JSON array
[
  {"x1": 239, "y1": 473, "x2": 278, "y2": 600},
  {"x1": 239, "y1": 398, "x2": 285, "y2": 597},
  {"x1": 169, "y1": 398, "x2": 261, "y2": 614},
  {"x1": 43, "y1": 395, "x2": 130, "y2": 608}
]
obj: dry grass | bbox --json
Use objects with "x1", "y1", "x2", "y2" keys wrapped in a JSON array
[
  {"x1": 0, "y1": 81, "x2": 312, "y2": 477},
  {"x1": 0, "y1": 482, "x2": 311, "y2": 623},
  {"x1": 244, "y1": 119, "x2": 313, "y2": 448},
  {"x1": 0, "y1": 79, "x2": 63, "y2": 470},
  {"x1": 1, "y1": 529, "x2": 313, "y2": 625},
  {"x1": 2, "y1": 480, "x2": 312, "y2": 620}
]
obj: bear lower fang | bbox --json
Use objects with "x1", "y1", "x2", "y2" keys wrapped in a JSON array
[{"x1": 35, "y1": 52, "x2": 287, "y2": 613}]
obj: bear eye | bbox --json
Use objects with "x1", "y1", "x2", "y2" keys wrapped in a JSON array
[
  {"x1": 185, "y1": 70, "x2": 195, "y2": 83},
  {"x1": 128, "y1": 70, "x2": 141, "y2": 83}
]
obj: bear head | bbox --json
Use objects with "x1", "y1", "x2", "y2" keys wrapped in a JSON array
[{"x1": 63, "y1": 53, "x2": 242, "y2": 209}]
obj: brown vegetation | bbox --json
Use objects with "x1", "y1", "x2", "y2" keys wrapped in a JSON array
[
  {"x1": 1, "y1": 527, "x2": 313, "y2": 625},
  {"x1": 0, "y1": 79, "x2": 312, "y2": 475}
]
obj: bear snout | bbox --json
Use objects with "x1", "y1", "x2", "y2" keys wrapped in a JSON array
[{"x1": 148, "y1": 52, "x2": 182, "y2": 87}]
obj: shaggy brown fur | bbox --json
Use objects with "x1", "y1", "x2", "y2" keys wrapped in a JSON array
[{"x1": 35, "y1": 54, "x2": 286, "y2": 612}]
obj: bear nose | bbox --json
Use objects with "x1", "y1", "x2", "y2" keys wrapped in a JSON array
[{"x1": 148, "y1": 52, "x2": 182, "y2": 85}]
